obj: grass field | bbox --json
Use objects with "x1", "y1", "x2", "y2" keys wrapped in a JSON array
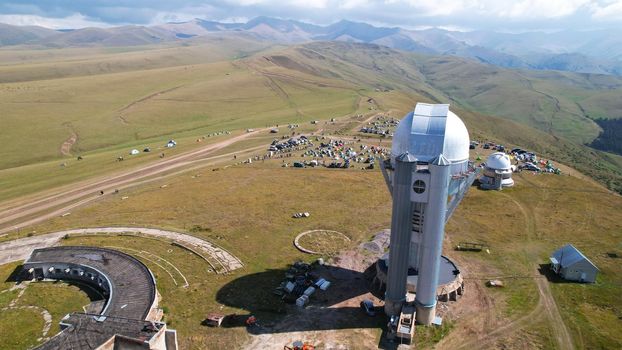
[
  {"x1": 0, "y1": 260, "x2": 93, "y2": 349},
  {"x1": 0, "y1": 308, "x2": 45, "y2": 349},
  {"x1": 0, "y1": 149, "x2": 616, "y2": 348},
  {"x1": 1, "y1": 40, "x2": 621, "y2": 198},
  {"x1": 447, "y1": 172, "x2": 622, "y2": 349},
  {"x1": 0, "y1": 42, "x2": 359, "y2": 171},
  {"x1": 17, "y1": 282, "x2": 93, "y2": 334}
]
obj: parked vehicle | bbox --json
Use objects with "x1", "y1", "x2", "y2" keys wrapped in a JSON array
[
  {"x1": 360, "y1": 299, "x2": 376, "y2": 316},
  {"x1": 521, "y1": 162, "x2": 541, "y2": 172}
]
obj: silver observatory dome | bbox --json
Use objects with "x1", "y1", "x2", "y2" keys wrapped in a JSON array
[
  {"x1": 391, "y1": 103, "x2": 470, "y2": 174},
  {"x1": 485, "y1": 152, "x2": 512, "y2": 170}
]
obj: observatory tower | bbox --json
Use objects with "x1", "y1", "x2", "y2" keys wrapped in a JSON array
[{"x1": 379, "y1": 103, "x2": 477, "y2": 325}]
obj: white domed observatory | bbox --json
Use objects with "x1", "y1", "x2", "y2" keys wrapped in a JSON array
[
  {"x1": 479, "y1": 152, "x2": 515, "y2": 190},
  {"x1": 377, "y1": 103, "x2": 478, "y2": 332}
]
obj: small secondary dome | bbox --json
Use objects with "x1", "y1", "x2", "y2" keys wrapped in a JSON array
[
  {"x1": 485, "y1": 152, "x2": 512, "y2": 170},
  {"x1": 480, "y1": 152, "x2": 514, "y2": 190},
  {"x1": 391, "y1": 103, "x2": 470, "y2": 164}
]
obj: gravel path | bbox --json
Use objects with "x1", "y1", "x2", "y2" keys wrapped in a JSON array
[{"x1": 0, "y1": 227, "x2": 243, "y2": 273}]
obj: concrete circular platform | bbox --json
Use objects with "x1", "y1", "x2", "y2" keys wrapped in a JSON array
[{"x1": 373, "y1": 254, "x2": 464, "y2": 301}]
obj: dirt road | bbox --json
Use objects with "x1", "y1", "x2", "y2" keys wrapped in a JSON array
[
  {"x1": 536, "y1": 274, "x2": 575, "y2": 349},
  {"x1": 0, "y1": 129, "x2": 266, "y2": 235}
]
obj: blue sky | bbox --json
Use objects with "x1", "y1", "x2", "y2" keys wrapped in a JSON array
[{"x1": 0, "y1": 0, "x2": 621, "y2": 31}]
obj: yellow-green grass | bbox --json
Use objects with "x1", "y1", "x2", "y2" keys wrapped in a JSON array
[
  {"x1": 413, "y1": 53, "x2": 617, "y2": 145},
  {"x1": 490, "y1": 317, "x2": 558, "y2": 349},
  {"x1": 0, "y1": 38, "x2": 275, "y2": 83},
  {"x1": 447, "y1": 172, "x2": 622, "y2": 349},
  {"x1": 9, "y1": 154, "x2": 615, "y2": 348},
  {"x1": 17, "y1": 282, "x2": 92, "y2": 335},
  {"x1": 0, "y1": 129, "x2": 242, "y2": 203},
  {"x1": 0, "y1": 106, "x2": 362, "y2": 204},
  {"x1": 0, "y1": 308, "x2": 45, "y2": 349},
  {"x1": 3, "y1": 39, "x2": 622, "y2": 201},
  {"x1": 0, "y1": 57, "x2": 362, "y2": 202},
  {"x1": 0, "y1": 289, "x2": 19, "y2": 308},
  {"x1": 24, "y1": 166, "x2": 393, "y2": 349},
  {"x1": 0, "y1": 51, "x2": 360, "y2": 171},
  {"x1": 0, "y1": 260, "x2": 20, "y2": 291}
]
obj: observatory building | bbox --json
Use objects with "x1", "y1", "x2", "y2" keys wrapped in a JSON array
[
  {"x1": 479, "y1": 152, "x2": 515, "y2": 190},
  {"x1": 378, "y1": 103, "x2": 478, "y2": 329},
  {"x1": 20, "y1": 246, "x2": 178, "y2": 350}
]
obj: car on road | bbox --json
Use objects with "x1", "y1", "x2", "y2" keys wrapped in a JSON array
[{"x1": 360, "y1": 299, "x2": 376, "y2": 316}]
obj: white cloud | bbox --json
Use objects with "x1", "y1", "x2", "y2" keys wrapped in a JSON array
[
  {"x1": 0, "y1": 0, "x2": 621, "y2": 31},
  {"x1": 382, "y1": 0, "x2": 591, "y2": 19},
  {"x1": 225, "y1": 0, "x2": 328, "y2": 8},
  {"x1": 591, "y1": 0, "x2": 622, "y2": 19},
  {"x1": 339, "y1": 0, "x2": 371, "y2": 9},
  {"x1": 0, "y1": 13, "x2": 112, "y2": 29},
  {"x1": 496, "y1": 0, "x2": 591, "y2": 18}
]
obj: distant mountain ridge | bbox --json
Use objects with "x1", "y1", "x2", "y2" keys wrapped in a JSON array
[{"x1": 2, "y1": 17, "x2": 622, "y2": 75}]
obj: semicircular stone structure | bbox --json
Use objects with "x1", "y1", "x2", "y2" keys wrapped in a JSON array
[{"x1": 22, "y1": 246, "x2": 178, "y2": 350}]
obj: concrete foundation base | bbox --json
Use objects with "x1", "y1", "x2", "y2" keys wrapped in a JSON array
[
  {"x1": 374, "y1": 255, "x2": 464, "y2": 301},
  {"x1": 415, "y1": 303, "x2": 436, "y2": 325},
  {"x1": 384, "y1": 299, "x2": 404, "y2": 316}
]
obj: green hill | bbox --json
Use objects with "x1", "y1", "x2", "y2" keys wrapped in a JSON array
[
  {"x1": 248, "y1": 42, "x2": 622, "y2": 193},
  {"x1": 1, "y1": 40, "x2": 621, "y2": 194}
]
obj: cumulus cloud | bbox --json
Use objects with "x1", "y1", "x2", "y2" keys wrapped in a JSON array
[{"x1": 0, "y1": 0, "x2": 620, "y2": 30}]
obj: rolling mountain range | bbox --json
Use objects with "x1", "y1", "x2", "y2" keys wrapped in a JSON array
[{"x1": 2, "y1": 16, "x2": 622, "y2": 76}]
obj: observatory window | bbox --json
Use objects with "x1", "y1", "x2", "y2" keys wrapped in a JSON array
[{"x1": 413, "y1": 180, "x2": 426, "y2": 194}]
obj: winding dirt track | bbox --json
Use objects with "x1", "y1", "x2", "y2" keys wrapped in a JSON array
[
  {"x1": 0, "y1": 129, "x2": 266, "y2": 235},
  {"x1": 536, "y1": 275, "x2": 575, "y2": 350}
]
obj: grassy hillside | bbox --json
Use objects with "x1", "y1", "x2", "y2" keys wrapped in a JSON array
[
  {"x1": 261, "y1": 41, "x2": 622, "y2": 145},
  {"x1": 1, "y1": 40, "x2": 621, "y2": 195},
  {"x1": 252, "y1": 42, "x2": 622, "y2": 193},
  {"x1": 0, "y1": 34, "x2": 276, "y2": 83},
  {"x1": 6, "y1": 154, "x2": 619, "y2": 349},
  {"x1": 0, "y1": 41, "x2": 358, "y2": 170}
]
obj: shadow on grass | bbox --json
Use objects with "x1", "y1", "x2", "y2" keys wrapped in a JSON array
[
  {"x1": 214, "y1": 263, "x2": 388, "y2": 335},
  {"x1": 537, "y1": 264, "x2": 578, "y2": 284},
  {"x1": 4, "y1": 264, "x2": 26, "y2": 283},
  {"x1": 5, "y1": 264, "x2": 105, "y2": 303}
]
